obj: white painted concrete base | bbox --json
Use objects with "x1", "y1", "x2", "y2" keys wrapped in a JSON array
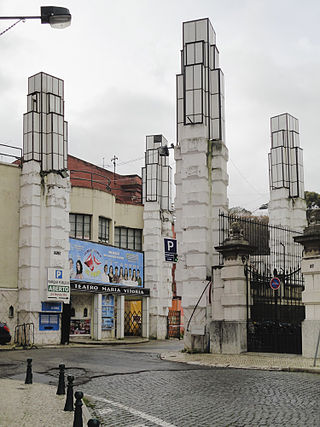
[
  {"x1": 302, "y1": 320, "x2": 320, "y2": 358},
  {"x1": 209, "y1": 320, "x2": 247, "y2": 354},
  {"x1": 150, "y1": 314, "x2": 167, "y2": 340}
]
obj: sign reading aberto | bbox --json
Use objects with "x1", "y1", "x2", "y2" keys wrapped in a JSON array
[{"x1": 47, "y1": 268, "x2": 70, "y2": 303}]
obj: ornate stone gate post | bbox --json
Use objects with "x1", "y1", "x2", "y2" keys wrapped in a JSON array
[
  {"x1": 210, "y1": 223, "x2": 254, "y2": 354},
  {"x1": 294, "y1": 210, "x2": 320, "y2": 358}
]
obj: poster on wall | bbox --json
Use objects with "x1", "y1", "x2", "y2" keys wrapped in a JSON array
[
  {"x1": 102, "y1": 317, "x2": 114, "y2": 330},
  {"x1": 102, "y1": 294, "x2": 114, "y2": 331},
  {"x1": 70, "y1": 319, "x2": 91, "y2": 335},
  {"x1": 69, "y1": 238, "x2": 143, "y2": 287}
]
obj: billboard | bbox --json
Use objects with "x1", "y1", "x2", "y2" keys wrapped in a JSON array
[{"x1": 69, "y1": 238, "x2": 143, "y2": 287}]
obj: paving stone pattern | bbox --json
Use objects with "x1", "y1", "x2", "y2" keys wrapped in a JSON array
[{"x1": 83, "y1": 367, "x2": 320, "y2": 426}]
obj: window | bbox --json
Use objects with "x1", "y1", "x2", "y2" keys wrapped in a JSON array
[
  {"x1": 9, "y1": 306, "x2": 14, "y2": 318},
  {"x1": 114, "y1": 227, "x2": 142, "y2": 251},
  {"x1": 69, "y1": 214, "x2": 91, "y2": 240},
  {"x1": 98, "y1": 217, "x2": 110, "y2": 243}
]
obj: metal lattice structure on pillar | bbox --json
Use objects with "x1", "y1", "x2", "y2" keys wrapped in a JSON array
[
  {"x1": 23, "y1": 72, "x2": 68, "y2": 172},
  {"x1": 176, "y1": 18, "x2": 225, "y2": 142}
]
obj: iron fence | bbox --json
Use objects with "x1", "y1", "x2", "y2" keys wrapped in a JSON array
[{"x1": 218, "y1": 212, "x2": 303, "y2": 276}]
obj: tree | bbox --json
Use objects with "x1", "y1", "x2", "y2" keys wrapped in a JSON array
[
  {"x1": 229, "y1": 206, "x2": 252, "y2": 216},
  {"x1": 304, "y1": 191, "x2": 320, "y2": 209}
]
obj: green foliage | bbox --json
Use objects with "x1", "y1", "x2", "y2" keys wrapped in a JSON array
[{"x1": 305, "y1": 191, "x2": 320, "y2": 209}]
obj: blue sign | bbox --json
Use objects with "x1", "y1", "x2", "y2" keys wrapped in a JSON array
[
  {"x1": 102, "y1": 294, "x2": 114, "y2": 330},
  {"x1": 55, "y1": 270, "x2": 63, "y2": 279},
  {"x1": 164, "y1": 238, "x2": 177, "y2": 262},
  {"x1": 270, "y1": 277, "x2": 281, "y2": 291},
  {"x1": 69, "y1": 238, "x2": 143, "y2": 287},
  {"x1": 41, "y1": 302, "x2": 62, "y2": 312}
]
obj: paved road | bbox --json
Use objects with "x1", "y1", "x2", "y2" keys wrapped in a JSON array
[{"x1": 1, "y1": 341, "x2": 319, "y2": 426}]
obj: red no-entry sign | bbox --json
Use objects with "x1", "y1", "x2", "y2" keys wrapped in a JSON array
[{"x1": 270, "y1": 276, "x2": 281, "y2": 291}]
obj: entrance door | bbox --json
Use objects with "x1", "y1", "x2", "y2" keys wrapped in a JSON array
[
  {"x1": 124, "y1": 300, "x2": 142, "y2": 337},
  {"x1": 61, "y1": 302, "x2": 71, "y2": 344}
]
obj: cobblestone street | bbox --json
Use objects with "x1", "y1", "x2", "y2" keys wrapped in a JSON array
[
  {"x1": 82, "y1": 357, "x2": 320, "y2": 426},
  {"x1": 1, "y1": 342, "x2": 320, "y2": 426}
]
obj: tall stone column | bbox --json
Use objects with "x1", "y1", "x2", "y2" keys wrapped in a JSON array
[
  {"x1": 18, "y1": 72, "x2": 70, "y2": 345},
  {"x1": 141, "y1": 297, "x2": 150, "y2": 338},
  {"x1": 175, "y1": 18, "x2": 228, "y2": 351},
  {"x1": 92, "y1": 294, "x2": 102, "y2": 340},
  {"x1": 294, "y1": 211, "x2": 320, "y2": 358},
  {"x1": 116, "y1": 295, "x2": 125, "y2": 339},
  {"x1": 142, "y1": 135, "x2": 173, "y2": 339}
]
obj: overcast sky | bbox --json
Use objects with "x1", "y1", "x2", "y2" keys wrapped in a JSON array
[{"x1": 1, "y1": 0, "x2": 320, "y2": 211}]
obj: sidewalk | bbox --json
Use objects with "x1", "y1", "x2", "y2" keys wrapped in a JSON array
[
  {"x1": 161, "y1": 350, "x2": 320, "y2": 374},
  {"x1": 0, "y1": 378, "x2": 91, "y2": 427},
  {"x1": 0, "y1": 336, "x2": 149, "y2": 351}
]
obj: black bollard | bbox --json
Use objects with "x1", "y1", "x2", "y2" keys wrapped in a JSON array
[
  {"x1": 25, "y1": 358, "x2": 33, "y2": 384},
  {"x1": 56, "y1": 363, "x2": 66, "y2": 395},
  {"x1": 64, "y1": 375, "x2": 74, "y2": 411},
  {"x1": 88, "y1": 420, "x2": 100, "y2": 426},
  {"x1": 73, "y1": 391, "x2": 84, "y2": 427}
]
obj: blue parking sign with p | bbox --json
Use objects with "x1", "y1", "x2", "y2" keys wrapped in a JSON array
[
  {"x1": 164, "y1": 238, "x2": 177, "y2": 261},
  {"x1": 55, "y1": 270, "x2": 63, "y2": 279}
]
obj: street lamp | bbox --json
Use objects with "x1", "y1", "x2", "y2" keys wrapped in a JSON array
[
  {"x1": 0, "y1": 6, "x2": 71, "y2": 32},
  {"x1": 158, "y1": 143, "x2": 175, "y2": 157}
]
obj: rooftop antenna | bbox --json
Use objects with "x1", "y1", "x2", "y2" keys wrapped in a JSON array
[{"x1": 111, "y1": 155, "x2": 118, "y2": 184}]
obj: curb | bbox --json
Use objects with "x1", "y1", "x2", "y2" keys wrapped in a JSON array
[
  {"x1": 0, "y1": 338, "x2": 150, "y2": 351},
  {"x1": 160, "y1": 354, "x2": 320, "y2": 375}
]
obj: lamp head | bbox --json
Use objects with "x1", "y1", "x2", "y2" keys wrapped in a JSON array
[{"x1": 41, "y1": 6, "x2": 71, "y2": 29}]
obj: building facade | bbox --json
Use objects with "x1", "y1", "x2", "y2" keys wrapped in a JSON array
[{"x1": 0, "y1": 72, "x2": 177, "y2": 345}]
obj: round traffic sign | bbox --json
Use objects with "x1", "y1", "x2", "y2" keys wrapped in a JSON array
[{"x1": 270, "y1": 276, "x2": 281, "y2": 291}]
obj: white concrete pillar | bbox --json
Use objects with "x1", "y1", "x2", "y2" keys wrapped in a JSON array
[
  {"x1": 18, "y1": 162, "x2": 70, "y2": 345},
  {"x1": 141, "y1": 297, "x2": 150, "y2": 338},
  {"x1": 142, "y1": 134, "x2": 174, "y2": 340},
  {"x1": 294, "y1": 218, "x2": 320, "y2": 358},
  {"x1": 116, "y1": 295, "x2": 125, "y2": 339},
  {"x1": 92, "y1": 294, "x2": 102, "y2": 340},
  {"x1": 174, "y1": 19, "x2": 229, "y2": 352}
]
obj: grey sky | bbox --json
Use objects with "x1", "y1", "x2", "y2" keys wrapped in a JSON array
[{"x1": 1, "y1": 0, "x2": 320, "y2": 211}]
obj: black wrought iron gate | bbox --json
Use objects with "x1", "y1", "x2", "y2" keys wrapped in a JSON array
[
  {"x1": 246, "y1": 267, "x2": 305, "y2": 354},
  {"x1": 219, "y1": 212, "x2": 305, "y2": 355}
]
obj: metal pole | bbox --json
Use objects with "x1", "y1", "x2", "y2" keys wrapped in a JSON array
[
  {"x1": 0, "y1": 16, "x2": 41, "y2": 20},
  {"x1": 313, "y1": 329, "x2": 320, "y2": 367}
]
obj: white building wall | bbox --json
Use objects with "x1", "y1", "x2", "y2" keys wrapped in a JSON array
[{"x1": 18, "y1": 161, "x2": 70, "y2": 345}]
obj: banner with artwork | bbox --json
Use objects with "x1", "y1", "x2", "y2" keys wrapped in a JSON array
[{"x1": 69, "y1": 238, "x2": 143, "y2": 287}]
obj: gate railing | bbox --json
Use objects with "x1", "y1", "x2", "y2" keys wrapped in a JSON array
[
  {"x1": 167, "y1": 310, "x2": 182, "y2": 339},
  {"x1": 219, "y1": 212, "x2": 305, "y2": 354},
  {"x1": 14, "y1": 323, "x2": 36, "y2": 349},
  {"x1": 124, "y1": 311, "x2": 141, "y2": 337},
  {"x1": 219, "y1": 212, "x2": 303, "y2": 276}
]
